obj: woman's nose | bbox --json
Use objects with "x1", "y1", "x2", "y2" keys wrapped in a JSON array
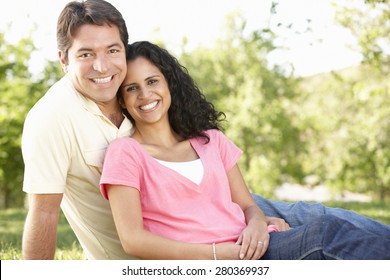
[{"x1": 138, "y1": 87, "x2": 152, "y2": 98}]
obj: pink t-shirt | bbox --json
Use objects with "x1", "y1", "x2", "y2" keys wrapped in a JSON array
[{"x1": 100, "y1": 129, "x2": 246, "y2": 244}]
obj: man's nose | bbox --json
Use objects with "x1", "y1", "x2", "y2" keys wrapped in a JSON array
[{"x1": 93, "y1": 55, "x2": 109, "y2": 73}]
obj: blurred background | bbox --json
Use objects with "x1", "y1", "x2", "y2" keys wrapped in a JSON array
[{"x1": 1, "y1": 0, "x2": 390, "y2": 209}]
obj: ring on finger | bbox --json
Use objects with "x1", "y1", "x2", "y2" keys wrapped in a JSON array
[{"x1": 258, "y1": 241, "x2": 264, "y2": 245}]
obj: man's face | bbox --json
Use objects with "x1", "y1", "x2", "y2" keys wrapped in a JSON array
[{"x1": 59, "y1": 24, "x2": 127, "y2": 106}]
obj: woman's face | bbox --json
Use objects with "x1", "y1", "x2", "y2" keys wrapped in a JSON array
[{"x1": 120, "y1": 57, "x2": 171, "y2": 126}]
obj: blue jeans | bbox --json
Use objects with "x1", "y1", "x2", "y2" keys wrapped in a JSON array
[
  {"x1": 261, "y1": 214, "x2": 390, "y2": 259},
  {"x1": 252, "y1": 194, "x2": 390, "y2": 237}
]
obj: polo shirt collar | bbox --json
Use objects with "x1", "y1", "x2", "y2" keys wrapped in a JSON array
[{"x1": 63, "y1": 75, "x2": 134, "y2": 134}]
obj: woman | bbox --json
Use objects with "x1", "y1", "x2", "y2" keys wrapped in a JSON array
[{"x1": 100, "y1": 41, "x2": 390, "y2": 260}]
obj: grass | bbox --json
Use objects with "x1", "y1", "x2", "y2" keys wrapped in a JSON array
[
  {"x1": 0, "y1": 208, "x2": 84, "y2": 260},
  {"x1": 323, "y1": 200, "x2": 390, "y2": 226},
  {"x1": 1, "y1": 201, "x2": 389, "y2": 260}
]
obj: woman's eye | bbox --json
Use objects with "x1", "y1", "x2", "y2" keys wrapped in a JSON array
[
  {"x1": 126, "y1": 86, "x2": 137, "y2": 92},
  {"x1": 148, "y1": 79, "x2": 157, "y2": 85}
]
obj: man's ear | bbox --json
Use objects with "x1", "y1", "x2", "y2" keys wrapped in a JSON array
[{"x1": 58, "y1": 50, "x2": 68, "y2": 73}]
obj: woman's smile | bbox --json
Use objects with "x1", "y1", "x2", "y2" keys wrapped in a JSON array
[{"x1": 139, "y1": 100, "x2": 159, "y2": 111}]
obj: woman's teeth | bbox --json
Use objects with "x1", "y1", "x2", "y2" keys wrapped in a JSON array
[{"x1": 140, "y1": 101, "x2": 158, "y2": 111}]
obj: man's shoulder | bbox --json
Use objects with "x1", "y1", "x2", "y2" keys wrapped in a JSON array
[
  {"x1": 27, "y1": 76, "x2": 79, "y2": 117},
  {"x1": 42, "y1": 75, "x2": 76, "y2": 104}
]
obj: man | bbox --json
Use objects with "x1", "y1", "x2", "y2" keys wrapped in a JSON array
[
  {"x1": 22, "y1": 0, "x2": 133, "y2": 260},
  {"x1": 22, "y1": 0, "x2": 390, "y2": 260}
]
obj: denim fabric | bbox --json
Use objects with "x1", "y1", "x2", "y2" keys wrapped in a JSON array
[
  {"x1": 252, "y1": 194, "x2": 390, "y2": 237},
  {"x1": 261, "y1": 214, "x2": 390, "y2": 259}
]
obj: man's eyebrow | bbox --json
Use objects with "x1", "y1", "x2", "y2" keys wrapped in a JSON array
[
  {"x1": 75, "y1": 43, "x2": 124, "y2": 53},
  {"x1": 107, "y1": 43, "x2": 124, "y2": 49}
]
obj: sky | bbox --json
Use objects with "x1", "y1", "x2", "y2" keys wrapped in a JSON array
[{"x1": 0, "y1": 0, "x2": 362, "y2": 77}]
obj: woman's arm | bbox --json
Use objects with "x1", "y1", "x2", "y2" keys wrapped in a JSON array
[
  {"x1": 106, "y1": 184, "x2": 241, "y2": 260},
  {"x1": 227, "y1": 164, "x2": 270, "y2": 260}
]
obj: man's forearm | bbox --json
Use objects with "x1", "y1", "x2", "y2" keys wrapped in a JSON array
[
  {"x1": 22, "y1": 194, "x2": 62, "y2": 259},
  {"x1": 22, "y1": 210, "x2": 59, "y2": 259}
]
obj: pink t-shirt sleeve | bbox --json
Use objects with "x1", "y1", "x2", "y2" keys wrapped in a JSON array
[
  {"x1": 209, "y1": 129, "x2": 243, "y2": 173},
  {"x1": 100, "y1": 137, "x2": 141, "y2": 199}
]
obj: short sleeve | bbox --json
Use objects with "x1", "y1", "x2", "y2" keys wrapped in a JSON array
[
  {"x1": 22, "y1": 104, "x2": 71, "y2": 194},
  {"x1": 209, "y1": 129, "x2": 243, "y2": 172},
  {"x1": 100, "y1": 138, "x2": 141, "y2": 199}
]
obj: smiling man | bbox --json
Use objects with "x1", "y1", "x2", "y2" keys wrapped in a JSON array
[{"x1": 21, "y1": 0, "x2": 134, "y2": 260}]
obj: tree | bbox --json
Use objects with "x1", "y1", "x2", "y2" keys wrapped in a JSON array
[
  {"x1": 0, "y1": 32, "x2": 62, "y2": 208},
  {"x1": 298, "y1": 65, "x2": 390, "y2": 200},
  {"x1": 180, "y1": 13, "x2": 304, "y2": 196},
  {"x1": 334, "y1": 0, "x2": 390, "y2": 73},
  {"x1": 326, "y1": 0, "x2": 390, "y2": 200}
]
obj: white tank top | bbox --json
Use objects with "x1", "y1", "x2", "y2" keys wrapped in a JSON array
[{"x1": 156, "y1": 158, "x2": 204, "y2": 184}]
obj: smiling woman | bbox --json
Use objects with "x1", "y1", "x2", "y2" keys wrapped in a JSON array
[
  {"x1": 120, "y1": 56, "x2": 171, "y2": 126},
  {"x1": 99, "y1": 41, "x2": 390, "y2": 260}
]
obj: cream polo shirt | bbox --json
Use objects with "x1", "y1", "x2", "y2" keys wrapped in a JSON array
[{"x1": 22, "y1": 74, "x2": 134, "y2": 259}]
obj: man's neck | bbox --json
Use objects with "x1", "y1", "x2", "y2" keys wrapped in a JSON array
[
  {"x1": 97, "y1": 101, "x2": 124, "y2": 128},
  {"x1": 107, "y1": 112, "x2": 125, "y2": 128}
]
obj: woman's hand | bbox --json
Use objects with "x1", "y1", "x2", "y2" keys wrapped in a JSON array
[
  {"x1": 266, "y1": 216, "x2": 291, "y2": 231},
  {"x1": 235, "y1": 221, "x2": 269, "y2": 260}
]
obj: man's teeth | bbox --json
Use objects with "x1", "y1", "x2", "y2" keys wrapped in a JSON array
[
  {"x1": 93, "y1": 76, "x2": 112, "y2": 84},
  {"x1": 140, "y1": 101, "x2": 158, "y2": 111}
]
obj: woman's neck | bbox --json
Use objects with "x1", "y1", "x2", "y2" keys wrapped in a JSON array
[
  {"x1": 132, "y1": 123, "x2": 198, "y2": 162},
  {"x1": 132, "y1": 124, "x2": 182, "y2": 147}
]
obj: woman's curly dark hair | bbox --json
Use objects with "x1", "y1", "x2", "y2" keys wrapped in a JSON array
[{"x1": 121, "y1": 41, "x2": 226, "y2": 143}]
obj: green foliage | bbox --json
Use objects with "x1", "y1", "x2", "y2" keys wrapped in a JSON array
[
  {"x1": 333, "y1": 0, "x2": 390, "y2": 74},
  {"x1": 293, "y1": 1, "x2": 390, "y2": 200},
  {"x1": 299, "y1": 67, "x2": 390, "y2": 200},
  {"x1": 0, "y1": 34, "x2": 62, "y2": 208},
  {"x1": 181, "y1": 14, "x2": 304, "y2": 196}
]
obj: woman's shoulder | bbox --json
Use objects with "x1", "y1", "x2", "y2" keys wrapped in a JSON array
[
  {"x1": 192, "y1": 129, "x2": 228, "y2": 148},
  {"x1": 108, "y1": 136, "x2": 139, "y2": 151},
  {"x1": 105, "y1": 137, "x2": 147, "y2": 163},
  {"x1": 204, "y1": 128, "x2": 226, "y2": 141}
]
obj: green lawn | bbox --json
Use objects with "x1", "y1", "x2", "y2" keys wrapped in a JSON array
[
  {"x1": 1, "y1": 201, "x2": 389, "y2": 260},
  {"x1": 0, "y1": 208, "x2": 84, "y2": 260},
  {"x1": 323, "y1": 200, "x2": 390, "y2": 226}
]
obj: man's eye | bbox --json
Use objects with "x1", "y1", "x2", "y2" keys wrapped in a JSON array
[
  {"x1": 79, "y1": 53, "x2": 92, "y2": 58},
  {"x1": 109, "y1": 49, "x2": 120, "y2": 54}
]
